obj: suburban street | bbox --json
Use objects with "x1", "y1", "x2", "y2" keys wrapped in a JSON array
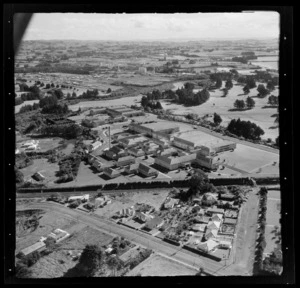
[{"x1": 17, "y1": 201, "x2": 234, "y2": 276}]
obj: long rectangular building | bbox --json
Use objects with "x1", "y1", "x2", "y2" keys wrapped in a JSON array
[
  {"x1": 129, "y1": 122, "x2": 179, "y2": 138},
  {"x1": 173, "y1": 131, "x2": 236, "y2": 155}
]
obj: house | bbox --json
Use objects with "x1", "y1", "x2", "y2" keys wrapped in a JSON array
[
  {"x1": 103, "y1": 167, "x2": 121, "y2": 179},
  {"x1": 207, "y1": 221, "x2": 221, "y2": 230},
  {"x1": 164, "y1": 198, "x2": 179, "y2": 209},
  {"x1": 223, "y1": 218, "x2": 237, "y2": 226},
  {"x1": 191, "y1": 224, "x2": 207, "y2": 232},
  {"x1": 134, "y1": 211, "x2": 154, "y2": 222},
  {"x1": 116, "y1": 155, "x2": 135, "y2": 167},
  {"x1": 197, "y1": 239, "x2": 219, "y2": 253},
  {"x1": 219, "y1": 194, "x2": 236, "y2": 201},
  {"x1": 18, "y1": 241, "x2": 46, "y2": 257},
  {"x1": 211, "y1": 214, "x2": 223, "y2": 222},
  {"x1": 46, "y1": 229, "x2": 70, "y2": 243},
  {"x1": 104, "y1": 146, "x2": 127, "y2": 160},
  {"x1": 68, "y1": 194, "x2": 89, "y2": 202},
  {"x1": 127, "y1": 146, "x2": 145, "y2": 157},
  {"x1": 119, "y1": 246, "x2": 141, "y2": 266},
  {"x1": 95, "y1": 196, "x2": 111, "y2": 208},
  {"x1": 206, "y1": 207, "x2": 225, "y2": 216},
  {"x1": 124, "y1": 163, "x2": 139, "y2": 174},
  {"x1": 88, "y1": 140, "x2": 102, "y2": 152},
  {"x1": 205, "y1": 229, "x2": 219, "y2": 240},
  {"x1": 138, "y1": 163, "x2": 158, "y2": 177},
  {"x1": 219, "y1": 240, "x2": 232, "y2": 249},
  {"x1": 32, "y1": 172, "x2": 45, "y2": 181},
  {"x1": 144, "y1": 216, "x2": 164, "y2": 230},
  {"x1": 195, "y1": 215, "x2": 210, "y2": 224}
]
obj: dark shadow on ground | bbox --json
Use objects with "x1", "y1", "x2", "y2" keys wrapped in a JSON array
[
  {"x1": 271, "y1": 113, "x2": 279, "y2": 117},
  {"x1": 99, "y1": 173, "x2": 111, "y2": 181},
  {"x1": 228, "y1": 108, "x2": 252, "y2": 112},
  {"x1": 262, "y1": 105, "x2": 278, "y2": 109},
  {"x1": 269, "y1": 126, "x2": 279, "y2": 129},
  {"x1": 150, "y1": 163, "x2": 170, "y2": 174}
]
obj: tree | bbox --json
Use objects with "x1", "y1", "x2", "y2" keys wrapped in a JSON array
[
  {"x1": 107, "y1": 88, "x2": 111, "y2": 93},
  {"x1": 246, "y1": 77, "x2": 256, "y2": 89},
  {"x1": 234, "y1": 99, "x2": 245, "y2": 110},
  {"x1": 45, "y1": 83, "x2": 51, "y2": 89},
  {"x1": 141, "y1": 96, "x2": 149, "y2": 108},
  {"x1": 243, "y1": 85, "x2": 250, "y2": 95},
  {"x1": 268, "y1": 95, "x2": 278, "y2": 106},
  {"x1": 184, "y1": 82, "x2": 195, "y2": 91},
  {"x1": 44, "y1": 237, "x2": 56, "y2": 251},
  {"x1": 189, "y1": 169, "x2": 208, "y2": 192},
  {"x1": 257, "y1": 84, "x2": 270, "y2": 98},
  {"x1": 266, "y1": 81, "x2": 275, "y2": 91},
  {"x1": 106, "y1": 256, "x2": 123, "y2": 276},
  {"x1": 155, "y1": 101, "x2": 163, "y2": 110},
  {"x1": 246, "y1": 96, "x2": 255, "y2": 109},
  {"x1": 213, "y1": 113, "x2": 222, "y2": 125},
  {"x1": 53, "y1": 89, "x2": 64, "y2": 100},
  {"x1": 51, "y1": 83, "x2": 55, "y2": 88},
  {"x1": 67, "y1": 93, "x2": 71, "y2": 99},
  {"x1": 72, "y1": 92, "x2": 77, "y2": 98},
  {"x1": 225, "y1": 79, "x2": 233, "y2": 90},
  {"x1": 215, "y1": 77, "x2": 222, "y2": 89},
  {"x1": 223, "y1": 88, "x2": 229, "y2": 97},
  {"x1": 275, "y1": 136, "x2": 279, "y2": 147},
  {"x1": 56, "y1": 84, "x2": 60, "y2": 88},
  {"x1": 78, "y1": 244, "x2": 104, "y2": 276}
]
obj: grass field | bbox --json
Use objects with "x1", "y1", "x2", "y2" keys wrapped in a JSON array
[
  {"x1": 217, "y1": 144, "x2": 279, "y2": 174},
  {"x1": 163, "y1": 80, "x2": 279, "y2": 141},
  {"x1": 126, "y1": 254, "x2": 197, "y2": 276},
  {"x1": 20, "y1": 158, "x2": 59, "y2": 185}
]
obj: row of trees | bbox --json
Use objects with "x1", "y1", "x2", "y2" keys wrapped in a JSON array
[
  {"x1": 79, "y1": 89, "x2": 99, "y2": 99},
  {"x1": 227, "y1": 118, "x2": 265, "y2": 140},
  {"x1": 253, "y1": 187, "x2": 268, "y2": 274}
]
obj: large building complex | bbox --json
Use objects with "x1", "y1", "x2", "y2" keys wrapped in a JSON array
[
  {"x1": 129, "y1": 122, "x2": 179, "y2": 139},
  {"x1": 106, "y1": 106, "x2": 145, "y2": 118},
  {"x1": 173, "y1": 131, "x2": 236, "y2": 155}
]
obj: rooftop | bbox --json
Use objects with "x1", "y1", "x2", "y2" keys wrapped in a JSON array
[
  {"x1": 174, "y1": 130, "x2": 234, "y2": 149},
  {"x1": 138, "y1": 122, "x2": 179, "y2": 132},
  {"x1": 20, "y1": 241, "x2": 45, "y2": 256}
]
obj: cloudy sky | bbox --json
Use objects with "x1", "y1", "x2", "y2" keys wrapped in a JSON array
[{"x1": 21, "y1": 12, "x2": 279, "y2": 41}]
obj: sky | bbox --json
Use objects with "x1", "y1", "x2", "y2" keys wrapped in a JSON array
[{"x1": 20, "y1": 12, "x2": 280, "y2": 41}]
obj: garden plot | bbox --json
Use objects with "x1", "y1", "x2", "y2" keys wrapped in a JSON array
[
  {"x1": 126, "y1": 254, "x2": 197, "y2": 276},
  {"x1": 28, "y1": 249, "x2": 79, "y2": 278},
  {"x1": 60, "y1": 226, "x2": 114, "y2": 250},
  {"x1": 264, "y1": 190, "x2": 281, "y2": 255}
]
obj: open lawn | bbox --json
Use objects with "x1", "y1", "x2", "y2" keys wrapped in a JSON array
[
  {"x1": 60, "y1": 226, "x2": 114, "y2": 250},
  {"x1": 217, "y1": 144, "x2": 279, "y2": 174},
  {"x1": 126, "y1": 253, "x2": 197, "y2": 276},
  {"x1": 164, "y1": 80, "x2": 279, "y2": 141},
  {"x1": 19, "y1": 158, "x2": 59, "y2": 185}
]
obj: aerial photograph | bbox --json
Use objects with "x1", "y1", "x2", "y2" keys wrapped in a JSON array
[{"x1": 14, "y1": 11, "x2": 282, "y2": 279}]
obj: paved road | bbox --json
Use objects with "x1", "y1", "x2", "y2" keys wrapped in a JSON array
[{"x1": 17, "y1": 202, "x2": 227, "y2": 275}]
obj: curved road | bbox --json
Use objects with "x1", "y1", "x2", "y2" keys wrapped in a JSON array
[{"x1": 17, "y1": 201, "x2": 230, "y2": 275}]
